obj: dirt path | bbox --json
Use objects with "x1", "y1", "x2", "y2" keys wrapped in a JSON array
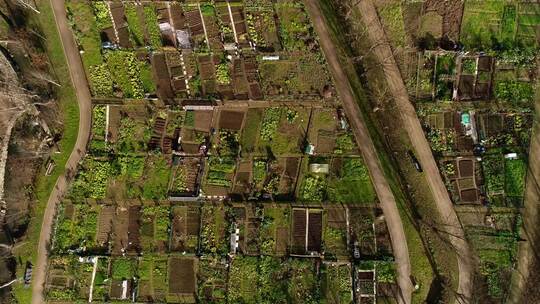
[
  {"x1": 353, "y1": 1, "x2": 474, "y2": 303},
  {"x1": 509, "y1": 82, "x2": 540, "y2": 303},
  {"x1": 304, "y1": 1, "x2": 413, "y2": 302},
  {"x1": 31, "y1": 0, "x2": 92, "y2": 303}
]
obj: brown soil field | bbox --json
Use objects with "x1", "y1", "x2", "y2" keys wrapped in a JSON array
[
  {"x1": 107, "y1": 106, "x2": 121, "y2": 142},
  {"x1": 233, "y1": 172, "x2": 250, "y2": 194},
  {"x1": 180, "y1": 142, "x2": 201, "y2": 154},
  {"x1": 110, "y1": 279, "x2": 129, "y2": 299},
  {"x1": 137, "y1": 280, "x2": 153, "y2": 302},
  {"x1": 172, "y1": 157, "x2": 202, "y2": 193},
  {"x1": 169, "y1": 257, "x2": 197, "y2": 294},
  {"x1": 349, "y1": 207, "x2": 376, "y2": 255},
  {"x1": 418, "y1": 11, "x2": 442, "y2": 38},
  {"x1": 276, "y1": 227, "x2": 289, "y2": 255},
  {"x1": 326, "y1": 207, "x2": 346, "y2": 229},
  {"x1": 185, "y1": 9, "x2": 204, "y2": 36},
  {"x1": 423, "y1": 0, "x2": 464, "y2": 41},
  {"x1": 478, "y1": 57, "x2": 494, "y2": 71},
  {"x1": 458, "y1": 178, "x2": 475, "y2": 190},
  {"x1": 278, "y1": 176, "x2": 294, "y2": 195},
  {"x1": 96, "y1": 205, "x2": 114, "y2": 245},
  {"x1": 375, "y1": 212, "x2": 393, "y2": 256},
  {"x1": 358, "y1": 271, "x2": 374, "y2": 281},
  {"x1": 219, "y1": 110, "x2": 245, "y2": 131},
  {"x1": 64, "y1": 204, "x2": 74, "y2": 218},
  {"x1": 458, "y1": 75, "x2": 474, "y2": 99},
  {"x1": 458, "y1": 159, "x2": 474, "y2": 177},
  {"x1": 199, "y1": 61, "x2": 215, "y2": 81},
  {"x1": 460, "y1": 189, "x2": 479, "y2": 202},
  {"x1": 204, "y1": 184, "x2": 229, "y2": 196},
  {"x1": 284, "y1": 157, "x2": 300, "y2": 178},
  {"x1": 127, "y1": 206, "x2": 141, "y2": 253},
  {"x1": 317, "y1": 131, "x2": 336, "y2": 154},
  {"x1": 194, "y1": 110, "x2": 214, "y2": 132},
  {"x1": 307, "y1": 211, "x2": 322, "y2": 252},
  {"x1": 456, "y1": 135, "x2": 474, "y2": 152},
  {"x1": 113, "y1": 207, "x2": 129, "y2": 255},
  {"x1": 292, "y1": 209, "x2": 307, "y2": 253},
  {"x1": 152, "y1": 53, "x2": 174, "y2": 100},
  {"x1": 171, "y1": 206, "x2": 200, "y2": 253},
  {"x1": 245, "y1": 222, "x2": 260, "y2": 254}
]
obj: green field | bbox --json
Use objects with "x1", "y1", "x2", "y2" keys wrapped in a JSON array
[{"x1": 461, "y1": 1, "x2": 540, "y2": 49}]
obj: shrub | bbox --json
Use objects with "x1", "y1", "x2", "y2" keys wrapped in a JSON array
[
  {"x1": 216, "y1": 62, "x2": 231, "y2": 84},
  {"x1": 300, "y1": 175, "x2": 326, "y2": 202},
  {"x1": 89, "y1": 64, "x2": 113, "y2": 97},
  {"x1": 495, "y1": 80, "x2": 534, "y2": 106},
  {"x1": 92, "y1": 2, "x2": 112, "y2": 30},
  {"x1": 334, "y1": 133, "x2": 355, "y2": 154},
  {"x1": 141, "y1": 157, "x2": 170, "y2": 200},
  {"x1": 92, "y1": 106, "x2": 107, "y2": 138},
  {"x1": 144, "y1": 6, "x2": 162, "y2": 48},
  {"x1": 71, "y1": 158, "x2": 115, "y2": 199},
  {"x1": 253, "y1": 161, "x2": 267, "y2": 183},
  {"x1": 260, "y1": 108, "x2": 282, "y2": 141},
  {"x1": 105, "y1": 51, "x2": 144, "y2": 98},
  {"x1": 125, "y1": 4, "x2": 144, "y2": 46},
  {"x1": 111, "y1": 258, "x2": 136, "y2": 280}
]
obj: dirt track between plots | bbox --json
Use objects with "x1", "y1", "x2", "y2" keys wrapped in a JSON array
[
  {"x1": 31, "y1": 0, "x2": 92, "y2": 303},
  {"x1": 304, "y1": 1, "x2": 413, "y2": 302},
  {"x1": 353, "y1": 0, "x2": 473, "y2": 303}
]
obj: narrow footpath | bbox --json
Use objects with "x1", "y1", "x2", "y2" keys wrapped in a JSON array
[
  {"x1": 304, "y1": 1, "x2": 413, "y2": 302},
  {"x1": 31, "y1": 0, "x2": 92, "y2": 303},
  {"x1": 353, "y1": 1, "x2": 473, "y2": 303}
]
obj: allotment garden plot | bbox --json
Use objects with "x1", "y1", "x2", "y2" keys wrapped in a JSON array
[
  {"x1": 66, "y1": 0, "x2": 335, "y2": 102},
  {"x1": 46, "y1": 0, "x2": 403, "y2": 302},
  {"x1": 409, "y1": 1, "x2": 540, "y2": 300}
]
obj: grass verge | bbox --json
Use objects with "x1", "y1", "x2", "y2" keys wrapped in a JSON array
[
  {"x1": 12, "y1": 1, "x2": 80, "y2": 302},
  {"x1": 317, "y1": 0, "x2": 435, "y2": 301}
]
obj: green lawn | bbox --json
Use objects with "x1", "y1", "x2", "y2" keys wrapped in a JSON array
[
  {"x1": 66, "y1": 1, "x2": 102, "y2": 68},
  {"x1": 327, "y1": 158, "x2": 377, "y2": 204},
  {"x1": 321, "y1": 264, "x2": 353, "y2": 304},
  {"x1": 228, "y1": 256, "x2": 258, "y2": 303},
  {"x1": 461, "y1": 1, "x2": 540, "y2": 49},
  {"x1": 125, "y1": 3, "x2": 144, "y2": 46},
  {"x1": 505, "y1": 158, "x2": 526, "y2": 197},
  {"x1": 378, "y1": 2, "x2": 407, "y2": 48},
  {"x1": 460, "y1": 1, "x2": 507, "y2": 49},
  {"x1": 241, "y1": 108, "x2": 263, "y2": 153},
  {"x1": 141, "y1": 155, "x2": 171, "y2": 200}
]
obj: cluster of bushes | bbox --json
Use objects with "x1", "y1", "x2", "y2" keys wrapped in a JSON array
[{"x1": 260, "y1": 108, "x2": 283, "y2": 141}]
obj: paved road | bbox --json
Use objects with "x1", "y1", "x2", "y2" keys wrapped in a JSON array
[
  {"x1": 353, "y1": 1, "x2": 474, "y2": 303},
  {"x1": 31, "y1": 0, "x2": 92, "y2": 303},
  {"x1": 304, "y1": 1, "x2": 413, "y2": 303}
]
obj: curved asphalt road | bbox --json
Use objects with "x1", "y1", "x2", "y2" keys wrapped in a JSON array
[
  {"x1": 31, "y1": 1, "x2": 92, "y2": 303},
  {"x1": 304, "y1": 1, "x2": 413, "y2": 302},
  {"x1": 353, "y1": 1, "x2": 474, "y2": 303}
]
